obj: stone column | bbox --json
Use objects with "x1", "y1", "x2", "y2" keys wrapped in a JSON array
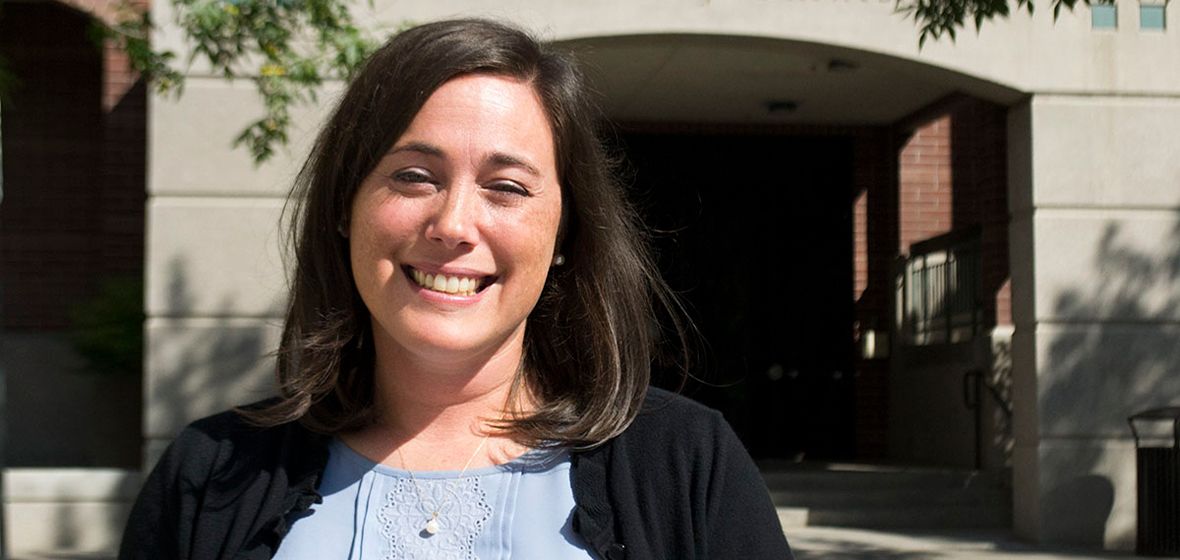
[{"x1": 1009, "y1": 94, "x2": 1180, "y2": 549}]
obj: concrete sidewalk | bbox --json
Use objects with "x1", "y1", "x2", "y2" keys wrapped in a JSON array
[{"x1": 788, "y1": 527, "x2": 1175, "y2": 559}]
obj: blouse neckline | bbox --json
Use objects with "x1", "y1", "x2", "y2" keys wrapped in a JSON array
[{"x1": 329, "y1": 438, "x2": 570, "y2": 480}]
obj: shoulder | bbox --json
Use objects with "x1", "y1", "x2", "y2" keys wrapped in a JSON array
[
  {"x1": 629, "y1": 386, "x2": 730, "y2": 440},
  {"x1": 122, "y1": 402, "x2": 330, "y2": 558},
  {"x1": 638, "y1": 386, "x2": 722, "y2": 419},
  {"x1": 607, "y1": 387, "x2": 743, "y2": 464},
  {"x1": 158, "y1": 400, "x2": 326, "y2": 484},
  {"x1": 171, "y1": 401, "x2": 283, "y2": 456}
]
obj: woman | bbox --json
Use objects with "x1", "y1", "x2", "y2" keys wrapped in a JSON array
[{"x1": 120, "y1": 19, "x2": 792, "y2": 560}]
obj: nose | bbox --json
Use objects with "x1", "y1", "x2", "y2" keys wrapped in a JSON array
[{"x1": 426, "y1": 184, "x2": 479, "y2": 249}]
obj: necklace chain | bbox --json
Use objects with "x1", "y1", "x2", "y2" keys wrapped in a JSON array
[{"x1": 396, "y1": 432, "x2": 491, "y2": 536}]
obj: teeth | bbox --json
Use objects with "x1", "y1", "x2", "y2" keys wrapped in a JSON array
[{"x1": 410, "y1": 268, "x2": 481, "y2": 296}]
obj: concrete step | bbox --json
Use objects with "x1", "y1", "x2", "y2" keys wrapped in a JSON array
[
  {"x1": 772, "y1": 485, "x2": 1008, "y2": 508},
  {"x1": 762, "y1": 463, "x2": 1007, "y2": 492},
  {"x1": 764, "y1": 464, "x2": 1011, "y2": 530},
  {"x1": 806, "y1": 504, "x2": 1011, "y2": 529},
  {"x1": 776, "y1": 504, "x2": 1010, "y2": 530},
  {"x1": 777, "y1": 507, "x2": 811, "y2": 528}
]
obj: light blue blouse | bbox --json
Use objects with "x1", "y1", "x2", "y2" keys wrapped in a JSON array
[{"x1": 273, "y1": 439, "x2": 596, "y2": 560}]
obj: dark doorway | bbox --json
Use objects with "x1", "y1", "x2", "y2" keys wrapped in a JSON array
[
  {"x1": 622, "y1": 131, "x2": 856, "y2": 461},
  {"x1": 1, "y1": 2, "x2": 145, "y2": 468}
]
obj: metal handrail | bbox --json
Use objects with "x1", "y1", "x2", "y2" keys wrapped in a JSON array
[{"x1": 963, "y1": 369, "x2": 1013, "y2": 470}]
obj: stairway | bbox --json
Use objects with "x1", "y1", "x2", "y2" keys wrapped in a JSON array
[{"x1": 763, "y1": 463, "x2": 1012, "y2": 530}]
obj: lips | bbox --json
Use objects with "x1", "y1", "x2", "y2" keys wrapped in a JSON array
[{"x1": 404, "y1": 266, "x2": 494, "y2": 297}]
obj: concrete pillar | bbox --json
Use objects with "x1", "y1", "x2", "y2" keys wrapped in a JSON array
[{"x1": 1008, "y1": 94, "x2": 1180, "y2": 549}]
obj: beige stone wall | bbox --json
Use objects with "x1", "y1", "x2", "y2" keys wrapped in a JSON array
[
  {"x1": 1008, "y1": 95, "x2": 1180, "y2": 548},
  {"x1": 144, "y1": 78, "x2": 339, "y2": 453},
  {"x1": 4, "y1": 469, "x2": 141, "y2": 557}
]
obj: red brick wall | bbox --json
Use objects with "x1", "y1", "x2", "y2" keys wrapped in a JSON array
[
  {"x1": 899, "y1": 115, "x2": 955, "y2": 250},
  {"x1": 1, "y1": 4, "x2": 104, "y2": 328},
  {"x1": 99, "y1": 36, "x2": 147, "y2": 281},
  {"x1": 949, "y1": 100, "x2": 1011, "y2": 327},
  {"x1": 892, "y1": 99, "x2": 1011, "y2": 327},
  {"x1": 852, "y1": 128, "x2": 897, "y2": 459},
  {"x1": 0, "y1": 1, "x2": 146, "y2": 329}
]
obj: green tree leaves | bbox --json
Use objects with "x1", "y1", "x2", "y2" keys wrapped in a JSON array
[
  {"x1": 895, "y1": 0, "x2": 1088, "y2": 47},
  {"x1": 99, "y1": 0, "x2": 377, "y2": 162}
]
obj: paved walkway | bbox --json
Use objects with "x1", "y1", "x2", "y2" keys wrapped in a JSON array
[{"x1": 788, "y1": 527, "x2": 1173, "y2": 559}]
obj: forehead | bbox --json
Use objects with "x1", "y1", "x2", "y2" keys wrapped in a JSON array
[{"x1": 394, "y1": 74, "x2": 556, "y2": 166}]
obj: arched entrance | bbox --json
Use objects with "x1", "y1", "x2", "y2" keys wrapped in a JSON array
[{"x1": 561, "y1": 34, "x2": 1022, "y2": 466}]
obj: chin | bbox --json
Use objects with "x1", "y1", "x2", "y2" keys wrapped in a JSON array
[{"x1": 380, "y1": 316, "x2": 525, "y2": 364}]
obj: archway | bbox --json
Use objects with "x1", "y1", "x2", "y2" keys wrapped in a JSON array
[{"x1": 562, "y1": 33, "x2": 1022, "y2": 464}]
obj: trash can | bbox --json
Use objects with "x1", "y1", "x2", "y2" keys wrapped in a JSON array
[{"x1": 1129, "y1": 407, "x2": 1180, "y2": 557}]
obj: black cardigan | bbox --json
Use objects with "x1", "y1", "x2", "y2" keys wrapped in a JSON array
[{"x1": 119, "y1": 388, "x2": 793, "y2": 560}]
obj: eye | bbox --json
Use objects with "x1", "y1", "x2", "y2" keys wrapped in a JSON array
[
  {"x1": 485, "y1": 181, "x2": 531, "y2": 197},
  {"x1": 388, "y1": 168, "x2": 438, "y2": 195},
  {"x1": 392, "y1": 168, "x2": 435, "y2": 184}
]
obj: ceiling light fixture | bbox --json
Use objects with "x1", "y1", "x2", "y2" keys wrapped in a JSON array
[
  {"x1": 827, "y1": 59, "x2": 860, "y2": 73},
  {"x1": 766, "y1": 100, "x2": 799, "y2": 115}
]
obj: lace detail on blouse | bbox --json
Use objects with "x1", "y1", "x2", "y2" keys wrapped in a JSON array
[{"x1": 377, "y1": 476, "x2": 493, "y2": 560}]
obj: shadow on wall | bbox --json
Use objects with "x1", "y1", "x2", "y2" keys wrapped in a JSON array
[
  {"x1": 1038, "y1": 217, "x2": 1180, "y2": 546},
  {"x1": 147, "y1": 257, "x2": 281, "y2": 456},
  {"x1": 985, "y1": 332, "x2": 1016, "y2": 471}
]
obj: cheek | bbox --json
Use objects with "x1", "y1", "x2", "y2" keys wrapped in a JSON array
[
  {"x1": 348, "y1": 210, "x2": 405, "y2": 288},
  {"x1": 526, "y1": 218, "x2": 563, "y2": 288},
  {"x1": 525, "y1": 206, "x2": 562, "y2": 265},
  {"x1": 348, "y1": 212, "x2": 377, "y2": 271},
  {"x1": 351, "y1": 195, "x2": 417, "y2": 250},
  {"x1": 347, "y1": 233, "x2": 378, "y2": 299}
]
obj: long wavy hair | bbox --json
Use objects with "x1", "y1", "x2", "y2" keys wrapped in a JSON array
[{"x1": 243, "y1": 18, "x2": 688, "y2": 447}]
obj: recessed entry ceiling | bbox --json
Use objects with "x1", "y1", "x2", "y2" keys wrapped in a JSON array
[{"x1": 560, "y1": 34, "x2": 1023, "y2": 126}]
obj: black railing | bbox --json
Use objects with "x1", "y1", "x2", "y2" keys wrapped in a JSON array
[
  {"x1": 899, "y1": 227, "x2": 983, "y2": 346},
  {"x1": 964, "y1": 368, "x2": 1014, "y2": 470}
]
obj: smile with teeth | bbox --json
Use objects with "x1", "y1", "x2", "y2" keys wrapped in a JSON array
[{"x1": 408, "y1": 267, "x2": 489, "y2": 296}]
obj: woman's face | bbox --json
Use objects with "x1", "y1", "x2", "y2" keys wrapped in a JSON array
[{"x1": 349, "y1": 74, "x2": 563, "y2": 366}]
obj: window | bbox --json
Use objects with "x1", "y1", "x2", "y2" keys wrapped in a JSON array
[
  {"x1": 1093, "y1": 3, "x2": 1119, "y2": 28},
  {"x1": 1140, "y1": 3, "x2": 1167, "y2": 29}
]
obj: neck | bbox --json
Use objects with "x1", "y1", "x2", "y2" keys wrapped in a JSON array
[
  {"x1": 348, "y1": 322, "x2": 531, "y2": 469},
  {"x1": 376, "y1": 335, "x2": 524, "y2": 436}
]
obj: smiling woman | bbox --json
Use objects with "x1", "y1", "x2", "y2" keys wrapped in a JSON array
[
  {"x1": 347, "y1": 74, "x2": 563, "y2": 370},
  {"x1": 119, "y1": 18, "x2": 793, "y2": 560}
]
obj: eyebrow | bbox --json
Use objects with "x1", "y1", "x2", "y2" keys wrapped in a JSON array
[
  {"x1": 389, "y1": 142, "x2": 443, "y2": 158},
  {"x1": 388, "y1": 142, "x2": 542, "y2": 177},
  {"x1": 488, "y1": 152, "x2": 542, "y2": 177}
]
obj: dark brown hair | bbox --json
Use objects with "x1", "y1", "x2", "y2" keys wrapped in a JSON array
[{"x1": 246, "y1": 18, "x2": 686, "y2": 447}]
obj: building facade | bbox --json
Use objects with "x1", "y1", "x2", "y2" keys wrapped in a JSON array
[
  {"x1": 143, "y1": 0, "x2": 1180, "y2": 550},
  {"x1": 4, "y1": 0, "x2": 1180, "y2": 555}
]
